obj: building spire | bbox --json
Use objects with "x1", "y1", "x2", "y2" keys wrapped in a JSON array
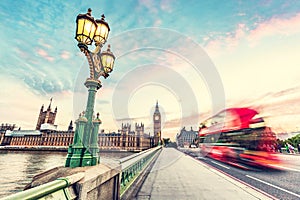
[
  {"x1": 155, "y1": 100, "x2": 159, "y2": 113},
  {"x1": 40, "y1": 104, "x2": 44, "y2": 112},
  {"x1": 47, "y1": 97, "x2": 53, "y2": 110},
  {"x1": 68, "y1": 120, "x2": 73, "y2": 131}
]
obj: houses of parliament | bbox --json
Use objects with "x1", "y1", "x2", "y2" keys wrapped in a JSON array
[{"x1": 0, "y1": 100, "x2": 162, "y2": 152}]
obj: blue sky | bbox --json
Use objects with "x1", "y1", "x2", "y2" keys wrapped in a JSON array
[{"x1": 1, "y1": 0, "x2": 300, "y2": 139}]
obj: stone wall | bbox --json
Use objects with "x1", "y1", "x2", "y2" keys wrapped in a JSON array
[{"x1": 26, "y1": 163, "x2": 121, "y2": 200}]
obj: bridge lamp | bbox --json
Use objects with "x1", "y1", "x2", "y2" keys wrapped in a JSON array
[
  {"x1": 66, "y1": 8, "x2": 115, "y2": 168},
  {"x1": 75, "y1": 8, "x2": 97, "y2": 45}
]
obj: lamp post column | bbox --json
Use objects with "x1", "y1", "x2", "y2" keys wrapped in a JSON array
[
  {"x1": 65, "y1": 8, "x2": 115, "y2": 168},
  {"x1": 81, "y1": 79, "x2": 101, "y2": 167}
]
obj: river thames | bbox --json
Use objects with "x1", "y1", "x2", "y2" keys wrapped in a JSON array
[{"x1": 0, "y1": 150, "x2": 133, "y2": 198}]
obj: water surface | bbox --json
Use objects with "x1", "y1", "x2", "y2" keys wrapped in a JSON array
[{"x1": 0, "y1": 150, "x2": 133, "y2": 197}]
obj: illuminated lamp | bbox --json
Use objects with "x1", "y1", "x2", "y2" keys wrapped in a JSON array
[
  {"x1": 75, "y1": 8, "x2": 97, "y2": 45},
  {"x1": 94, "y1": 14, "x2": 110, "y2": 46},
  {"x1": 101, "y1": 44, "x2": 115, "y2": 75}
]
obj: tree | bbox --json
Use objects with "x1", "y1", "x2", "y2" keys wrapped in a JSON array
[
  {"x1": 162, "y1": 138, "x2": 170, "y2": 146},
  {"x1": 280, "y1": 134, "x2": 300, "y2": 148}
]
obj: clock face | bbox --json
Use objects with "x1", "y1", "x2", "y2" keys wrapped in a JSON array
[{"x1": 155, "y1": 115, "x2": 160, "y2": 120}]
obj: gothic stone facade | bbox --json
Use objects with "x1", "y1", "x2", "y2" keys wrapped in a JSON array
[
  {"x1": 153, "y1": 101, "x2": 162, "y2": 146},
  {"x1": 0, "y1": 125, "x2": 154, "y2": 152},
  {"x1": 176, "y1": 127, "x2": 198, "y2": 147},
  {"x1": 0, "y1": 130, "x2": 74, "y2": 147},
  {"x1": 98, "y1": 123, "x2": 152, "y2": 151},
  {"x1": 0, "y1": 101, "x2": 161, "y2": 152},
  {"x1": 36, "y1": 99, "x2": 57, "y2": 130}
]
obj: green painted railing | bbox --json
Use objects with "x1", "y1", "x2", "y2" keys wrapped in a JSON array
[
  {"x1": 1, "y1": 173, "x2": 84, "y2": 200},
  {"x1": 119, "y1": 146, "x2": 162, "y2": 197}
]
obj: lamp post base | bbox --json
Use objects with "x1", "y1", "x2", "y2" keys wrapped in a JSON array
[
  {"x1": 66, "y1": 145, "x2": 86, "y2": 168},
  {"x1": 65, "y1": 145, "x2": 73, "y2": 167},
  {"x1": 81, "y1": 150, "x2": 93, "y2": 167},
  {"x1": 65, "y1": 116, "x2": 87, "y2": 168},
  {"x1": 90, "y1": 146, "x2": 100, "y2": 166}
]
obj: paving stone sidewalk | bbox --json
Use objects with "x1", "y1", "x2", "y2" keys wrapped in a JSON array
[{"x1": 135, "y1": 147, "x2": 272, "y2": 200}]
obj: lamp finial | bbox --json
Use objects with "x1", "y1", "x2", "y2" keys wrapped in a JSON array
[{"x1": 87, "y1": 8, "x2": 92, "y2": 16}]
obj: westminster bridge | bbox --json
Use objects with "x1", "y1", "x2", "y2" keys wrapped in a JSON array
[{"x1": 2, "y1": 146, "x2": 288, "y2": 200}]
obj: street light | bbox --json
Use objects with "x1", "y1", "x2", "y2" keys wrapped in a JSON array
[{"x1": 65, "y1": 8, "x2": 115, "y2": 168}]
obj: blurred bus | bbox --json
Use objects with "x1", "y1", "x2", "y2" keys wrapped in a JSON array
[{"x1": 198, "y1": 108, "x2": 282, "y2": 169}]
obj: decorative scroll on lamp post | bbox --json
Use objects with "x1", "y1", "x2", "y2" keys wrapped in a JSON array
[{"x1": 65, "y1": 8, "x2": 115, "y2": 168}]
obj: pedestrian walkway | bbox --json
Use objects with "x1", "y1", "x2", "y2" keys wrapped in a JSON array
[{"x1": 135, "y1": 148, "x2": 272, "y2": 200}]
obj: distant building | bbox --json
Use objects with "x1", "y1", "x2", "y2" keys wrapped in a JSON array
[
  {"x1": 99, "y1": 101, "x2": 163, "y2": 151},
  {"x1": 153, "y1": 101, "x2": 162, "y2": 146},
  {"x1": 0, "y1": 101, "x2": 160, "y2": 151},
  {"x1": 0, "y1": 129, "x2": 73, "y2": 147},
  {"x1": 0, "y1": 99, "x2": 73, "y2": 148},
  {"x1": 176, "y1": 127, "x2": 198, "y2": 147},
  {"x1": 0, "y1": 123, "x2": 17, "y2": 132},
  {"x1": 36, "y1": 98, "x2": 57, "y2": 130},
  {"x1": 99, "y1": 123, "x2": 152, "y2": 151}
]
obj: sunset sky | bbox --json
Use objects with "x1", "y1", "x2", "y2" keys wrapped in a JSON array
[{"x1": 1, "y1": 0, "x2": 300, "y2": 140}]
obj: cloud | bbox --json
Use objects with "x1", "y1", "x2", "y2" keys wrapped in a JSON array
[
  {"x1": 237, "y1": 12, "x2": 246, "y2": 16},
  {"x1": 205, "y1": 13, "x2": 300, "y2": 55},
  {"x1": 115, "y1": 116, "x2": 148, "y2": 122},
  {"x1": 0, "y1": 75, "x2": 73, "y2": 130},
  {"x1": 160, "y1": 0, "x2": 173, "y2": 12},
  {"x1": 96, "y1": 100, "x2": 110, "y2": 105},
  {"x1": 225, "y1": 85, "x2": 300, "y2": 133},
  {"x1": 248, "y1": 13, "x2": 300, "y2": 44},
  {"x1": 138, "y1": 0, "x2": 158, "y2": 13},
  {"x1": 153, "y1": 19, "x2": 162, "y2": 27},
  {"x1": 38, "y1": 39, "x2": 53, "y2": 49},
  {"x1": 14, "y1": 47, "x2": 29, "y2": 59},
  {"x1": 60, "y1": 50, "x2": 71, "y2": 59},
  {"x1": 36, "y1": 48, "x2": 55, "y2": 62}
]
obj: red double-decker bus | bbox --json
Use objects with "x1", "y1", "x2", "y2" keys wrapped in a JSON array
[{"x1": 198, "y1": 107, "x2": 282, "y2": 169}]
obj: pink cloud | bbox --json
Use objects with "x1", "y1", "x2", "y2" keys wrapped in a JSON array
[
  {"x1": 205, "y1": 23, "x2": 247, "y2": 55},
  {"x1": 38, "y1": 38, "x2": 52, "y2": 49},
  {"x1": 205, "y1": 13, "x2": 300, "y2": 55},
  {"x1": 37, "y1": 48, "x2": 47, "y2": 57},
  {"x1": 14, "y1": 47, "x2": 29, "y2": 59},
  {"x1": 36, "y1": 48, "x2": 54, "y2": 62},
  {"x1": 248, "y1": 13, "x2": 300, "y2": 43},
  {"x1": 60, "y1": 50, "x2": 71, "y2": 59}
]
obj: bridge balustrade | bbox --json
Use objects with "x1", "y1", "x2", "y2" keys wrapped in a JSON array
[
  {"x1": 119, "y1": 146, "x2": 162, "y2": 198},
  {"x1": 1, "y1": 146, "x2": 162, "y2": 200},
  {"x1": 2, "y1": 173, "x2": 84, "y2": 200}
]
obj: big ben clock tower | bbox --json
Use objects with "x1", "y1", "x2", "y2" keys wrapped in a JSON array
[{"x1": 153, "y1": 101, "x2": 161, "y2": 146}]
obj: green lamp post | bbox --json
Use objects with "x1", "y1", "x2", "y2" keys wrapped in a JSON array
[{"x1": 65, "y1": 8, "x2": 115, "y2": 168}]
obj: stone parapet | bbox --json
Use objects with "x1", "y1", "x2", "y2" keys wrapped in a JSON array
[
  {"x1": 24, "y1": 162, "x2": 121, "y2": 200},
  {"x1": 76, "y1": 163, "x2": 120, "y2": 200}
]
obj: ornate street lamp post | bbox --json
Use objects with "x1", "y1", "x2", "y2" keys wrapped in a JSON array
[{"x1": 65, "y1": 8, "x2": 115, "y2": 168}]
